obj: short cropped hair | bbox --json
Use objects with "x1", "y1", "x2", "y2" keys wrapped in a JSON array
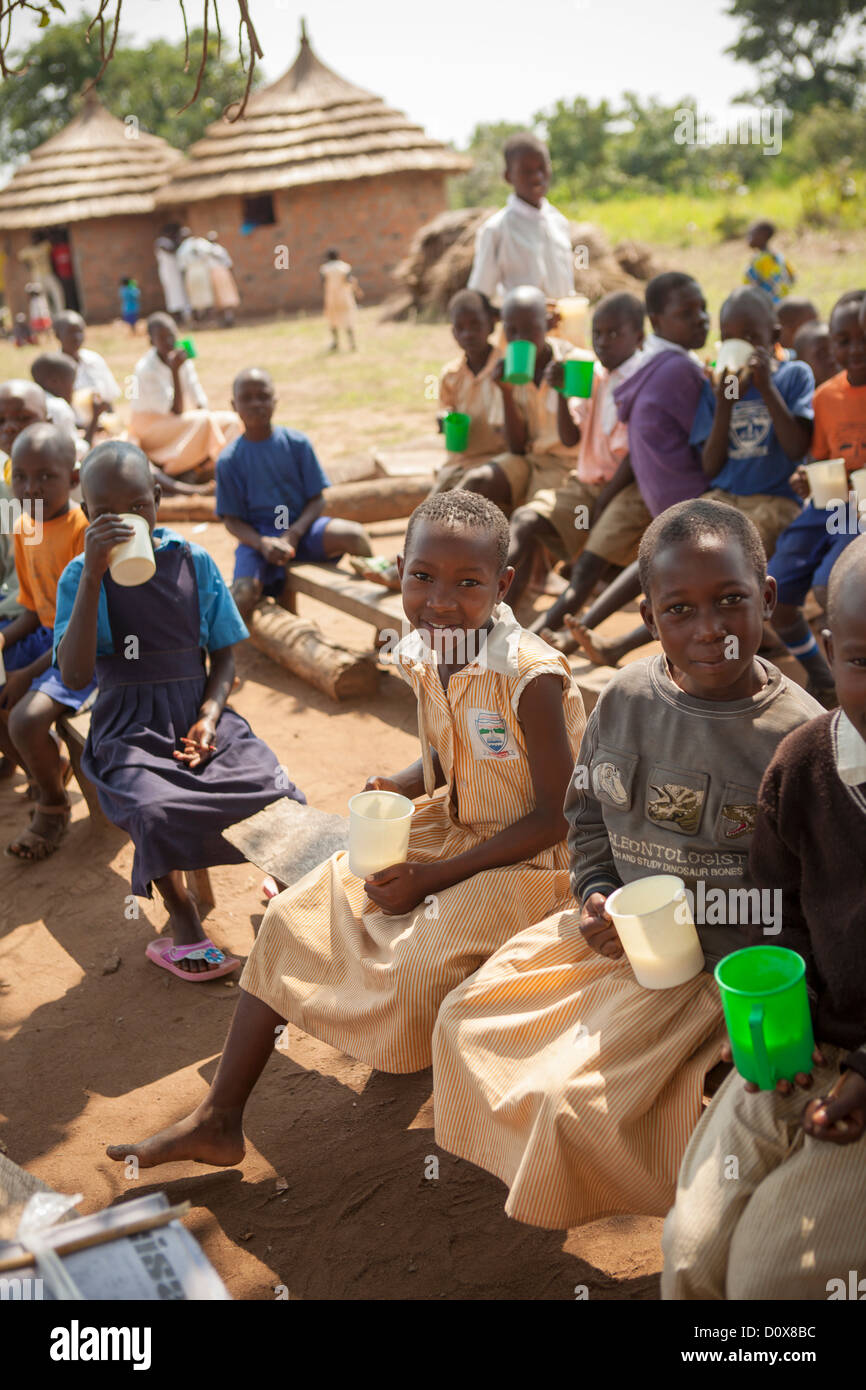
[
  {"x1": 645, "y1": 272, "x2": 700, "y2": 318},
  {"x1": 593, "y1": 291, "x2": 644, "y2": 332},
  {"x1": 720, "y1": 285, "x2": 776, "y2": 327},
  {"x1": 776, "y1": 297, "x2": 817, "y2": 326},
  {"x1": 146, "y1": 311, "x2": 176, "y2": 334},
  {"x1": 827, "y1": 533, "x2": 866, "y2": 628},
  {"x1": 638, "y1": 498, "x2": 767, "y2": 596},
  {"x1": 447, "y1": 288, "x2": 499, "y2": 325},
  {"x1": 503, "y1": 131, "x2": 549, "y2": 170},
  {"x1": 404, "y1": 491, "x2": 510, "y2": 573},
  {"x1": 830, "y1": 289, "x2": 865, "y2": 327},
  {"x1": 749, "y1": 219, "x2": 776, "y2": 238}
]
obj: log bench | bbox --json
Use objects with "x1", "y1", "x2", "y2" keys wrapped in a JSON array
[{"x1": 55, "y1": 709, "x2": 215, "y2": 918}]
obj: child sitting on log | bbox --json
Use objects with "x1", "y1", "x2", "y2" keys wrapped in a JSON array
[
  {"x1": 216, "y1": 367, "x2": 372, "y2": 619},
  {"x1": 53, "y1": 441, "x2": 304, "y2": 979}
]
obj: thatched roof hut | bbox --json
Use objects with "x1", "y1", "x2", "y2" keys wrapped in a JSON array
[
  {"x1": 156, "y1": 21, "x2": 471, "y2": 315},
  {"x1": 0, "y1": 91, "x2": 182, "y2": 322}
]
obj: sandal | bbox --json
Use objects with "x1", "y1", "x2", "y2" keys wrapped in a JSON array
[
  {"x1": 145, "y1": 936, "x2": 241, "y2": 983},
  {"x1": 6, "y1": 802, "x2": 71, "y2": 862},
  {"x1": 25, "y1": 755, "x2": 73, "y2": 801}
]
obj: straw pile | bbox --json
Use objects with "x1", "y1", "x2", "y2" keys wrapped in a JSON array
[
  {"x1": 0, "y1": 91, "x2": 182, "y2": 230},
  {"x1": 156, "y1": 23, "x2": 470, "y2": 206},
  {"x1": 382, "y1": 208, "x2": 661, "y2": 319}
]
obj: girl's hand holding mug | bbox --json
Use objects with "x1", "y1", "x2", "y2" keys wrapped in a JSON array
[
  {"x1": 83, "y1": 513, "x2": 135, "y2": 579},
  {"x1": 363, "y1": 860, "x2": 435, "y2": 916},
  {"x1": 579, "y1": 891, "x2": 624, "y2": 959}
]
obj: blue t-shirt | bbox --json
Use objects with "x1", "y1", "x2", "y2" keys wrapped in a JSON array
[
  {"x1": 119, "y1": 283, "x2": 140, "y2": 315},
  {"x1": 52, "y1": 529, "x2": 248, "y2": 662},
  {"x1": 215, "y1": 426, "x2": 330, "y2": 536},
  {"x1": 690, "y1": 359, "x2": 815, "y2": 499}
]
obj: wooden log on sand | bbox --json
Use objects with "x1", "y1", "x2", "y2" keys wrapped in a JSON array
[
  {"x1": 249, "y1": 603, "x2": 377, "y2": 701},
  {"x1": 157, "y1": 476, "x2": 430, "y2": 526}
]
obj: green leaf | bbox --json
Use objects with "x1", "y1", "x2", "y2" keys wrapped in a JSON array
[
  {"x1": 38, "y1": 10, "x2": 51, "y2": 26},
  {"x1": 49, "y1": 0, "x2": 66, "y2": 10}
]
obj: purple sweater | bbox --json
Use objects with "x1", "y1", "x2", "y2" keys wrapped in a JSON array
[{"x1": 614, "y1": 349, "x2": 707, "y2": 516}]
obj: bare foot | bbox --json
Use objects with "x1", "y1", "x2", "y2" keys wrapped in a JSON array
[
  {"x1": 106, "y1": 1105, "x2": 245, "y2": 1170},
  {"x1": 539, "y1": 625, "x2": 578, "y2": 656},
  {"x1": 563, "y1": 616, "x2": 620, "y2": 668}
]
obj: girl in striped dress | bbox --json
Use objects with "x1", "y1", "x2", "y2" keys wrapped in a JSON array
[
  {"x1": 431, "y1": 500, "x2": 822, "y2": 1230},
  {"x1": 106, "y1": 492, "x2": 585, "y2": 1170}
]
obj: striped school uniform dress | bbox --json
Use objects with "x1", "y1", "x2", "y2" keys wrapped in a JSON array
[
  {"x1": 432, "y1": 922, "x2": 724, "y2": 1228},
  {"x1": 239, "y1": 604, "x2": 585, "y2": 1073}
]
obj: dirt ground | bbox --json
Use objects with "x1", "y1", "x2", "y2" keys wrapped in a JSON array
[{"x1": 0, "y1": 499, "x2": 668, "y2": 1301}]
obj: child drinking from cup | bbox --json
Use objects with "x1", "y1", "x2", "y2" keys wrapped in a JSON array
[
  {"x1": 103, "y1": 492, "x2": 586, "y2": 1168},
  {"x1": 460, "y1": 284, "x2": 584, "y2": 608},
  {"x1": 53, "y1": 311, "x2": 121, "y2": 411},
  {"x1": 662, "y1": 535, "x2": 866, "y2": 1299},
  {"x1": 0, "y1": 425, "x2": 94, "y2": 860},
  {"x1": 431, "y1": 499, "x2": 821, "y2": 1230},
  {"x1": 216, "y1": 367, "x2": 373, "y2": 619},
  {"x1": 53, "y1": 441, "x2": 304, "y2": 979},
  {"x1": 695, "y1": 287, "x2": 813, "y2": 557},
  {"x1": 767, "y1": 290, "x2": 866, "y2": 704}
]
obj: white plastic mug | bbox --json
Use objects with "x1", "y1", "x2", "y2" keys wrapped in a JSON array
[
  {"x1": 605, "y1": 874, "x2": 705, "y2": 990},
  {"x1": 849, "y1": 468, "x2": 866, "y2": 508},
  {"x1": 348, "y1": 790, "x2": 414, "y2": 879},
  {"x1": 805, "y1": 459, "x2": 848, "y2": 511},
  {"x1": 715, "y1": 338, "x2": 753, "y2": 376},
  {"x1": 109, "y1": 513, "x2": 156, "y2": 587}
]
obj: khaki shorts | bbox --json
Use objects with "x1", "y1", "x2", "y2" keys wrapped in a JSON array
[
  {"x1": 704, "y1": 488, "x2": 801, "y2": 559},
  {"x1": 432, "y1": 453, "x2": 499, "y2": 494},
  {"x1": 526, "y1": 475, "x2": 605, "y2": 561},
  {"x1": 584, "y1": 482, "x2": 652, "y2": 568}
]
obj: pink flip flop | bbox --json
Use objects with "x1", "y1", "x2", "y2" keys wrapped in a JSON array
[{"x1": 145, "y1": 936, "x2": 241, "y2": 983}]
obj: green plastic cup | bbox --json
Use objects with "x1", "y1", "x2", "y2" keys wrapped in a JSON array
[
  {"x1": 714, "y1": 945, "x2": 815, "y2": 1090},
  {"x1": 504, "y1": 339, "x2": 536, "y2": 384},
  {"x1": 176, "y1": 337, "x2": 197, "y2": 359},
  {"x1": 443, "y1": 411, "x2": 471, "y2": 452},
  {"x1": 561, "y1": 358, "x2": 595, "y2": 398}
]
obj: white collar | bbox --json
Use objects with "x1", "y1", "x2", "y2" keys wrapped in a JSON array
[
  {"x1": 390, "y1": 602, "x2": 525, "y2": 675},
  {"x1": 834, "y1": 709, "x2": 866, "y2": 786},
  {"x1": 642, "y1": 333, "x2": 690, "y2": 359},
  {"x1": 505, "y1": 193, "x2": 550, "y2": 222}
]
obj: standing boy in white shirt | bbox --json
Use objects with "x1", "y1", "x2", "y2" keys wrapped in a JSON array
[{"x1": 468, "y1": 133, "x2": 575, "y2": 304}]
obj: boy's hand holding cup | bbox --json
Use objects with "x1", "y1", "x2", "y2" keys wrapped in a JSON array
[
  {"x1": 544, "y1": 359, "x2": 565, "y2": 391},
  {"x1": 167, "y1": 347, "x2": 188, "y2": 371},
  {"x1": 579, "y1": 891, "x2": 624, "y2": 960},
  {"x1": 790, "y1": 466, "x2": 810, "y2": 499},
  {"x1": 803, "y1": 1070, "x2": 866, "y2": 1145},
  {"x1": 747, "y1": 344, "x2": 773, "y2": 395}
]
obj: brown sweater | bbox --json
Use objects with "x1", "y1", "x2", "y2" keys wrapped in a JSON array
[{"x1": 749, "y1": 710, "x2": 866, "y2": 1079}]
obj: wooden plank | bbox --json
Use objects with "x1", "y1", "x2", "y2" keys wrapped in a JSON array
[
  {"x1": 223, "y1": 799, "x2": 350, "y2": 887},
  {"x1": 285, "y1": 562, "x2": 405, "y2": 632}
]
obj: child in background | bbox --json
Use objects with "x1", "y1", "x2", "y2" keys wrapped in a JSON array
[
  {"x1": 103, "y1": 492, "x2": 586, "y2": 1168},
  {"x1": 130, "y1": 312, "x2": 241, "y2": 481},
  {"x1": 695, "y1": 287, "x2": 813, "y2": 558},
  {"x1": 550, "y1": 272, "x2": 711, "y2": 665},
  {"x1": 744, "y1": 220, "x2": 795, "y2": 303},
  {"x1": 0, "y1": 379, "x2": 47, "y2": 482},
  {"x1": 468, "y1": 133, "x2": 574, "y2": 303},
  {"x1": 320, "y1": 249, "x2": 360, "y2": 352},
  {"x1": 0, "y1": 476, "x2": 26, "y2": 779},
  {"x1": 216, "y1": 367, "x2": 372, "y2": 619},
  {"x1": 461, "y1": 284, "x2": 583, "y2": 608},
  {"x1": 30, "y1": 353, "x2": 104, "y2": 459},
  {"x1": 119, "y1": 277, "x2": 141, "y2": 333},
  {"x1": 0, "y1": 424, "x2": 94, "y2": 860},
  {"x1": 432, "y1": 500, "x2": 821, "y2": 1231},
  {"x1": 26, "y1": 282, "x2": 51, "y2": 342},
  {"x1": 793, "y1": 320, "x2": 836, "y2": 388},
  {"x1": 53, "y1": 442, "x2": 304, "y2": 979},
  {"x1": 663, "y1": 536, "x2": 866, "y2": 1300},
  {"x1": 53, "y1": 311, "x2": 120, "y2": 410},
  {"x1": 13, "y1": 314, "x2": 33, "y2": 348},
  {"x1": 776, "y1": 296, "x2": 817, "y2": 354},
  {"x1": 434, "y1": 289, "x2": 504, "y2": 492},
  {"x1": 768, "y1": 290, "x2": 866, "y2": 703}
]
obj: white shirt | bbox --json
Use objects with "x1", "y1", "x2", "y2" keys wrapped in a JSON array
[
  {"x1": 73, "y1": 348, "x2": 120, "y2": 405},
  {"x1": 834, "y1": 710, "x2": 866, "y2": 787},
  {"x1": 45, "y1": 393, "x2": 78, "y2": 439},
  {"x1": 468, "y1": 195, "x2": 575, "y2": 301},
  {"x1": 131, "y1": 347, "x2": 207, "y2": 415}
]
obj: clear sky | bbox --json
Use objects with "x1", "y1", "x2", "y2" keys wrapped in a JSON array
[{"x1": 11, "y1": 0, "x2": 763, "y2": 146}]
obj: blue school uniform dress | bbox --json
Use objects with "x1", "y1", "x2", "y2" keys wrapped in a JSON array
[
  {"x1": 216, "y1": 426, "x2": 338, "y2": 594},
  {"x1": 690, "y1": 360, "x2": 814, "y2": 502},
  {"x1": 119, "y1": 281, "x2": 140, "y2": 328},
  {"x1": 53, "y1": 528, "x2": 304, "y2": 896}
]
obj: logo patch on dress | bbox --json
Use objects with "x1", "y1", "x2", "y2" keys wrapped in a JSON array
[
  {"x1": 592, "y1": 761, "x2": 629, "y2": 806},
  {"x1": 468, "y1": 709, "x2": 518, "y2": 760},
  {"x1": 720, "y1": 802, "x2": 758, "y2": 838},
  {"x1": 647, "y1": 782, "x2": 704, "y2": 835}
]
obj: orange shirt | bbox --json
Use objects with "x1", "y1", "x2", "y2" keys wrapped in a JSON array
[
  {"x1": 812, "y1": 371, "x2": 866, "y2": 472},
  {"x1": 13, "y1": 505, "x2": 88, "y2": 629}
]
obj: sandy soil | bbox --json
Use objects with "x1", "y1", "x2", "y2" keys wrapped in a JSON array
[{"x1": 0, "y1": 509, "x2": 669, "y2": 1301}]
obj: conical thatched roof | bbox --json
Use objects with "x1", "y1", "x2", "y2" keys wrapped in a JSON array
[
  {"x1": 0, "y1": 90, "x2": 182, "y2": 230},
  {"x1": 156, "y1": 21, "x2": 470, "y2": 206}
]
